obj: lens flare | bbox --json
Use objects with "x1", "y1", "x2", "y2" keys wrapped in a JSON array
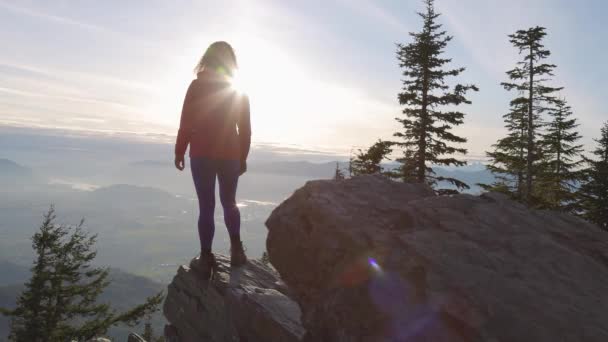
[{"x1": 368, "y1": 257, "x2": 381, "y2": 271}]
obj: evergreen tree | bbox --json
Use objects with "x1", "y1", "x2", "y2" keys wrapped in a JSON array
[
  {"x1": 142, "y1": 321, "x2": 153, "y2": 341},
  {"x1": 1, "y1": 207, "x2": 163, "y2": 342},
  {"x1": 498, "y1": 26, "x2": 562, "y2": 204},
  {"x1": 333, "y1": 162, "x2": 345, "y2": 180},
  {"x1": 394, "y1": 0, "x2": 477, "y2": 193},
  {"x1": 578, "y1": 122, "x2": 608, "y2": 229},
  {"x1": 537, "y1": 97, "x2": 583, "y2": 209},
  {"x1": 1, "y1": 209, "x2": 58, "y2": 341},
  {"x1": 141, "y1": 320, "x2": 164, "y2": 342},
  {"x1": 261, "y1": 251, "x2": 271, "y2": 266},
  {"x1": 484, "y1": 97, "x2": 529, "y2": 198},
  {"x1": 351, "y1": 140, "x2": 393, "y2": 176}
]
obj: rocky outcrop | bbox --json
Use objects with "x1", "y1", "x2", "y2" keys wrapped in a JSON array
[
  {"x1": 266, "y1": 175, "x2": 608, "y2": 341},
  {"x1": 163, "y1": 254, "x2": 304, "y2": 342}
]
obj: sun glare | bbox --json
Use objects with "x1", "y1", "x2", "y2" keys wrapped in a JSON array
[
  {"x1": 226, "y1": 36, "x2": 394, "y2": 146},
  {"x1": 228, "y1": 71, "x2": 246, "y2": 94},
  {"x1": 149, "y1": 33, "x2": 390, "y2": 147}
]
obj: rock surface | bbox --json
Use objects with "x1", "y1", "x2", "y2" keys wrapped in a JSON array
[
  {"x1": 163, "y1": 254, "x2": 304, "y2": 342},
  {"x1": 266, "y1": 175, "x2": 608, "y2": 341}
]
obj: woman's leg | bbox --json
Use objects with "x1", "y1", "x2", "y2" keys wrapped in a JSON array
[
  {"x1": 217, "y1": 159, "x2": 241, "y2": 241},
  {"x1": 190, "y1": 157, "x2": 217, "y2": 253}
]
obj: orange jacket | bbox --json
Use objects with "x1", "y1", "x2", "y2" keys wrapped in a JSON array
[{"x1": 175, "y1": 70, "x2": 251, "y2": 161}]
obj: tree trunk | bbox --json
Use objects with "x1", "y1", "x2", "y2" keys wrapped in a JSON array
[
  {"x1": 418, "y1": 96, "x2": 428, "y2": 183},
  {"x1": 556, "y1": 126, "x2": 562, "y2": 176},
  {"x1": 526, "y1": 42, "x2": 534, "y2": 204},
  {"x1": 518, "y1": 123, "x2": 525, "y2": 198},
  {"x1": 418, "y1": 58, "x2": 430, "y2": 184}
]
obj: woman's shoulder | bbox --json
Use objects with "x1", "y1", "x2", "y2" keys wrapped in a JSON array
[
  {"x1": 186, "y1": 78, "x2": 199, "y2": 89},
  {"x1": 186, "y1": 78, "x2": 210, "y2": 96}
]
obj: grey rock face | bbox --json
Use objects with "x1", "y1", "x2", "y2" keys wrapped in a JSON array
[
  {"x1": 163, "y1": 254, "x2": 304, "y2": 342},
  {"x1": 266, "y1": 175, "x2": 608, "y2": 342}
]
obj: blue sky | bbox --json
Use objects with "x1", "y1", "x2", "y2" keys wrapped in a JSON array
[{"x1": 0, "y1": 0, "x2": 606, "y2": 158}]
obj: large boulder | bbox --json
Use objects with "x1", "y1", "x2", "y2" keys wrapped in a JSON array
[
  {"x1": 266, "y1": 175, "x2": 608, "y2": 341},
  {"x1": 163, "y1": 254, "x2": 304, "y2": 342}
]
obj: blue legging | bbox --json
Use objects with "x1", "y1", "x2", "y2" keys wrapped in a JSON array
[{"x1": 190, "y1": 157, "x2": 241, "y2": 252}]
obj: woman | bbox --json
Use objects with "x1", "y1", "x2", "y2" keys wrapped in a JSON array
[{"x1": 174, "y1": 41, "x2": 251, "y2": 278}]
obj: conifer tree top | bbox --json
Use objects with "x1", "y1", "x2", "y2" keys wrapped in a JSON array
[{"x1": 393, "y1": 0, "x2": 477, "y2": 192}]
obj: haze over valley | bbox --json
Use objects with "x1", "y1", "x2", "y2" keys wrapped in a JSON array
[{"x1": 0, "y1": 125, "x2": 493, "y2": 284}]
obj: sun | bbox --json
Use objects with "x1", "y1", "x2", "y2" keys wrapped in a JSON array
[
  {"x1": 228, "y1": 70, "x2": 247, "y2": 94},
  {"x1": 225, "y1": 35, "x2": 364, "y2": 142},
  {"x1": 227, "y1": 36, "x2": 307, "y2": 103}
]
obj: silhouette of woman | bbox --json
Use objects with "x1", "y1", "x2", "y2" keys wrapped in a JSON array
[{"x1": 174, "y1": 41, "x2": 251, "y2": 277}]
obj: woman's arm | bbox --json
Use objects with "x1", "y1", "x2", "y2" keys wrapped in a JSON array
[
  {"x1": 175, "y1": 81, "x2": 197, "y2": 170},
  {"x1": 237, "y1": 95, "x2": 251, "y2": 175},
  {"x1": 237, "y1": 95, "x2": 251, "y2": 162}
]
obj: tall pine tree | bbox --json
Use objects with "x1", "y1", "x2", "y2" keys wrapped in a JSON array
[
  {"x1": 1, "y1": 207, "x2": 163, "y2": 342},
  {"x1": 484, "y1": 97, "x2": 529, "y2": 197},
  {"x1": 578, "y1": 122, "x2": 608, "y2": 229},
  {"x1": 496, "y1": 26, "x2": 562, "y2": 204},
  {"x1": 394, "y1": 0, "x2": 477, "y2": 193},
  {"x1": 0, "y1": 209, "x2": 57, "y2": 341},
  {"x1": 537, "y1": 97, "x2": 583, "y2": 210}
]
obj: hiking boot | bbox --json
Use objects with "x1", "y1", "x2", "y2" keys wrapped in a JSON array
[
  {"x1": 190, "y1": 251, "x2": 216, "y2": 280},
  {"x1": 230, "y1": 240, "x2": 248, "y2": 267}
]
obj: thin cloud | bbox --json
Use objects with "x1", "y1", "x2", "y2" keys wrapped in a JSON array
[
  {"x1": 436, "y1": 0, "x2": 562, "y2": 80},
  {"x1": 337, "y1": 0, "x2": 409, "y2": 35},
  {"x1": 436, "y1": 1, "x2": 517, "y2": 79},
  {"x1": 0, "y1": 86, "x2": 139, "y2": 112},
  {"x1": 0, "y1": 1, "x2": 158, "y2": 48},
  {"x1": 0, "y1": 61, "x2": 158, "y2": 93},
  {"x1": 0, "y1": 1, "x2": 115, "y2": 33}
]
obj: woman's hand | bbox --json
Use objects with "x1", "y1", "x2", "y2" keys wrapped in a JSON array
[
  {"x1": 175, "y1": 155, "x2": 185, "y2": 171},
  {"x1": 239, "y1": 159, "x2": 247, "y2": 175}
]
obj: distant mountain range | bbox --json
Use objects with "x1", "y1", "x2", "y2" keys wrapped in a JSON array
[
  {"x1": 1, "y1": 156, "x2": 495, "y2": 196},
  {"x1": 0, "y1": 159, "x2": 35, "y2": 182},
  {"x1": 246, "y1": 160, "x2": 495, "y2": 192},
  {"x1": 433, "y1": 166, "x2": 496, "y2": 190}
]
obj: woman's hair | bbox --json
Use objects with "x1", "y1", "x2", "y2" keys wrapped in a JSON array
[{"x1": 194, "y1": 41, "x2": 238, "y2": 76}]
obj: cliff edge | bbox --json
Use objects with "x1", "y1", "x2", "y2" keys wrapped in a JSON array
[{"x1": 163, "y1": 254, "x2": 304, "y2": 342}]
